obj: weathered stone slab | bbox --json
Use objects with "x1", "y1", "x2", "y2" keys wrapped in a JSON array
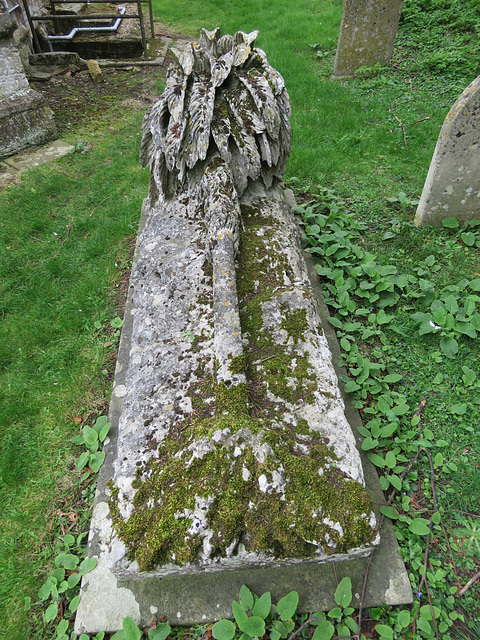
[
  {"x1": 0, "y1": 5, "x2": 57, "y2": 159},
  {"x1": 415, "y1": 75, "x2": 480, "y2": 226},
  {"x1": 332, "y1": 0, "x2": 404, "y2": 78},
  {"x1": 75, "y1": 29, "x2": 411, "y2": 635}
]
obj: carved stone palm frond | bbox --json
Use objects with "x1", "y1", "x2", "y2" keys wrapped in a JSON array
[
  {"x1": 140, "y1": 27, "x2": 291, "y2": 200},
  {"x1": 237, "y1": 68, "x2": 280, "y2": 138}
]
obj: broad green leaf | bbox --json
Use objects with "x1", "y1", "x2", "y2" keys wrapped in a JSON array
[
  {"x1": 312, "y1": 620, "x2": 334, "y2": 640},
  {"x1": 361, "y1": 437, "x2": 378, "y2": 451},
  {"x1": 121, "y1": 617, "x2": 142, "y2": 640},
  {"x1": 89, "y1": 451, "x2": 106, "y2": 473},
  {"x1": 83, "y1": 425, "x2": 98, "y2": 448},
  {"x1": 67, "y1": 572, "x2": 81, "y2": 588},
  {"x1": 69, "y1": 595, "x2": 80, "y2": 613},
  {"x1": 252, "y1": 591, "x2": 271, "y2": 619},
  {"x1": 239, "y1": 585, "x2": 254, "y2": 611},
  {"x1": 433, "y1": 372, "x2": 443, "y2": 384},
  {"x1": 416, "y1": 617, "x2": 432, "y2": 635},
  {"x1": 424, "y1": 255, "x2": 435, "y2": 266},
  {"x1": 434, "y1": 452, "x2": 444, "y2": 468},
  {"x1": 379, "y1": 423, "x2": 397, "y2": 437},
  {"x1": 388, "y1": 474, "x2": 402, "y2": 491},
  {"x1": 433, "y1": 305, "x2": 447, "y2": 326},
  {"x1": 432, "y1": 511, "x2": 441, "y2": 525},
  {"x1": 409, "y1": 518, "x2": 431, "y2": 536},
  {"x1": 397, "y1": 609, "x2": 411, "y2": 628},
  {"x1": 462, "y1": 366, "x2": 476, "y2": 385},
  {"x1": 38, "y1": 581, "x2": 53, "y2": 600},
  {"x1": 340, "y1": 337, "x2": 351, "y2": 351},
  {"x1": 212, "y1": 620, "x2": 236, "y2": 640},
  {"x1": 233, "y1": 600, "x2": 249, "y2": 627},
  {"x1": 328, "y1": 317, "x2": 343, "y2": 329},
  {"x1": 442, "y1": 217, "x2": 459, "y2": 228},
  {"x1": 149, "y1": 624, "x2": 172, "y2": 640},
  {"x1": 462, "y1": 231, "x2": 476, "y2": 246},
  {"x1": 367, "y1": 452, "x2": 385, "y2": 468},
  {"x1": 385, "y1": 451, "x2": 396, "y2": 469},
  {"x1": 419, "y1": 321, "x2": 437, "y2": 335},
  {"x1": 76, "y1": 451, "x2": 90, "y2": 472},
  {"x1": 456, "y1": 321, "x2": 477, "y2": 338},
  {"x1": 54, "y1": 553, "x2": 79, "y2": 570},
  {"x1": 379, "y1": 505, "x2": 398, "y2": 520},
  {"x1": 334, "y1": 577, "x2": 352, "y2": 608},
  {"x1": 450, "y1": 403, "x2": 467, "y2": 415},
  {"x1": 375, "y1": 624, "x2": 394, "y2": 639},
  {"x1": 384, "y1": 373, "x2": 402, "y2": 383},
  {"x1": 440, "y1": 336, "x2": 458, "y2": 358},
  {"x1": 98, "y1": 421, "x2": 111, "y2": 442},
  {"x1": 44, "y1": 602, "x2": 58, "y2": 623},
  {"x1": 377, "y1": 309, "x2": 394, "y2": 325},
  {"x1": 276, "y1": 591, "x2": 299, "y2": 621},
  {"x1": 79, "y1": 557, "x2": 97, "y2": 575},
  {"x1": 271, "y1": 620, "x2": 289, "y2": 639},
  {"x1": 239, "y1": 616, "x2": 265, "y2": 638},
  {"x1": 50, "y1": 568, "x2": 65, "y2": 582},
  {"x1": 344, "y1": 380, "x2": 360, "y2": 393},
  {"x1": 469, "y1": 278, "x2": 480, "y2": 291}
]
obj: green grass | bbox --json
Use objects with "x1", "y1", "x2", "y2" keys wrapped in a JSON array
[
  {"x1": 1, "y1": 0, "x2": 480, "y2": 637},
  {"x1": 0, "y1": 112, "x2": 148, "y2": 638}
]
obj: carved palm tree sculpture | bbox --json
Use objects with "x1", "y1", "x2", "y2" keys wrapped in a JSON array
[{"x1": 140, "y1": 28, "x2": 291, "y2": 391}]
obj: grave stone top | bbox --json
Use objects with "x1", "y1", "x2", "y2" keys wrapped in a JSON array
[
  {"x1": 415, "y1": 75, "x2": 480, "y2": 226},
  {"x1": 333, "y1": 0, "x2": 404, "y2": 78}
]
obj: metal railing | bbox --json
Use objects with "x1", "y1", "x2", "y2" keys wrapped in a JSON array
[{"x1": 20, "y1": 0, "x2": 154, "y2": 56}]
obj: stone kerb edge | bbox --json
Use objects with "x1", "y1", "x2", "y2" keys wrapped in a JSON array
[{"x1": 74, "y1": 194, "x2": 412, "y2": 636}]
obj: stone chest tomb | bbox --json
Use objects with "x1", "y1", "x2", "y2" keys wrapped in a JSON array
[{"x1": 75, "y1": 29, "x2": 411, "y2": 635}]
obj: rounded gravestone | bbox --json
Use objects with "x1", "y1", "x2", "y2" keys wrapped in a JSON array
[{"x1": 415, "y1": 75, "x2": 480, "y2": 227}]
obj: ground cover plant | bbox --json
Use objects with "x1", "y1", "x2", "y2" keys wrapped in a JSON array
[{"x1": 1, "y1": 0, "x2": 480, "y2": 638}]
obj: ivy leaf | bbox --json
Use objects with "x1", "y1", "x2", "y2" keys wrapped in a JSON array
[{"x1": 334, "y1": 577, "x2": 352, "y2": 608}]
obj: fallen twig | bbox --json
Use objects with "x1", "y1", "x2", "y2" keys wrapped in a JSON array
[
  {"x1": 89, "y1": 196, "x2": 111, "y2": 217},
  {"x1": 459, "y1": 569, "x2": 480, "y2": 596},
  {"x1": 394, "y1": 114, "x2": 408, "y2": 148},
  {"x1": 407, "y1": 116, "x2": 430, "y2": 126}
]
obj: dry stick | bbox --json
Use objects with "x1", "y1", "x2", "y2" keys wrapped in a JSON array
[
  {"x1": 357, "y1": 397, "x2": 428, "y2": 639},
  {"x1": 89, "y1": 196, "x2": 111, "y2": 217},
  {"x1": 394, "y1": 114, "x2": 408, "y2": 148},
  {"x1": 407, "y1": 117, "x2": 430, "y2": 126},
  {"x1": 417, "y1": 448, "x2": 440, "y2": 640},
  {"x1": 459, "y1": 569, "x2": 480, "y2": 596}
]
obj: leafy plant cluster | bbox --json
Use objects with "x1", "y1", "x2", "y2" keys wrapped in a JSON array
[
  {"x1": 32, "y1": 417, "x2": 112, "y2": 639},
  {"x1": 295, "y1": 186, "x2": 480, "y2": 638},
  {"x1": 399, "y1": 0, "x2": 480, "y2": 76}
]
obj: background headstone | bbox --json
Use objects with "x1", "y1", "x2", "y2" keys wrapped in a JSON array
[
  {"x1": 0, "y1": 5, "x2": 57, "y2": 158},
  {"x1": 332, "y1": 0, "x2": 404, "y2": 78},
  {"x1": 415, "y1": 75, "x2": 480, "y2": 227}
]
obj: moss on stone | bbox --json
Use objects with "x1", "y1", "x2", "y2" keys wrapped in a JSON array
[{"x1": 108, "y1": 198, "x2": 376, "y2": 571}]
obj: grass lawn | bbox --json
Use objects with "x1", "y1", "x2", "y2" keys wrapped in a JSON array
[{"x1": 1, "y1": 0, "x2": 479, "y2": 638}]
